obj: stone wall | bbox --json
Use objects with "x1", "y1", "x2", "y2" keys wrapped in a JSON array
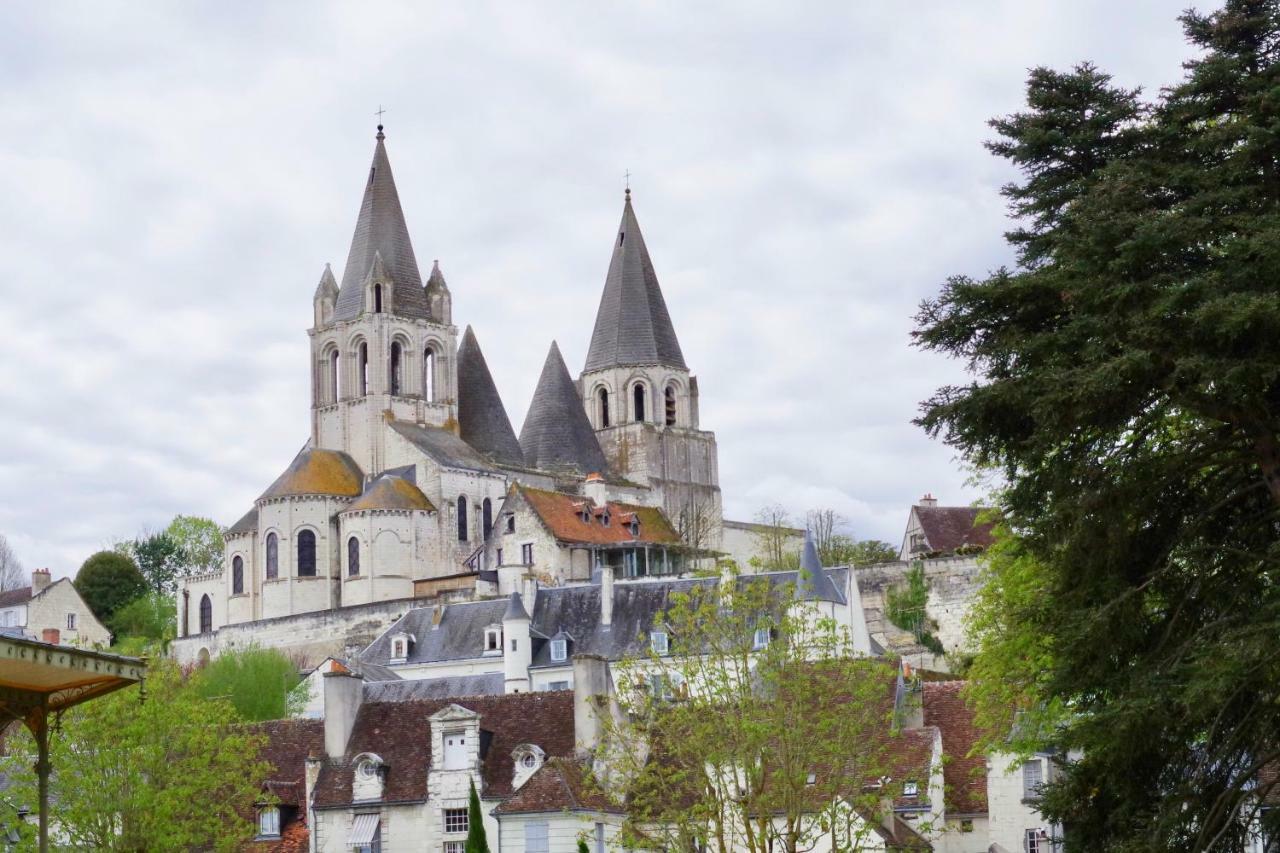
[
  {"x1": 855, "y1": 555, "x2": 983, "y2": 657},
  {"x1": 171, "y1": 595, "x2": 422, "y2": 668}
]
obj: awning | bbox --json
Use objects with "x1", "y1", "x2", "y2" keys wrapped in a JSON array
[{"x1": 347, "y1": 813, "x2": 380, "y2": 846}]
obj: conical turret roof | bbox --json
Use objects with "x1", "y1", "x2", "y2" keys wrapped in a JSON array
[
  {"x1": 796, "y1": 529, "x2": 840, "y2": 602},
  {"x1": 520, "y1": 342, "x2": 610, "y2": 475},
  {"x1": 314, "y1": 263, "x2": 338, "y2": 301},
  {"x1": 583, "y1": 190, "x2": 687, "y2": 373},
  {"x1": 333, "y1": 127, "x2": 430, "y2": 321},
  {"x1": 457, "y1": 326, "x2": 525, "y2": 468}
]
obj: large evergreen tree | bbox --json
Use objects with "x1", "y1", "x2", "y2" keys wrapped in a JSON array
[
  {"x1": 915, "y1": 2, "x2": 1280, "y2": 848},
  {"x1": 465, "y1": 778, "x2": 490, "y2": 853},
  {"x1": 75, "y1": 550, "x2": 147, "y2": 628}
]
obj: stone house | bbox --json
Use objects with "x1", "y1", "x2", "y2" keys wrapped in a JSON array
[{"x1": 0, "y1": 569, "x2": 110, "y2": 647}]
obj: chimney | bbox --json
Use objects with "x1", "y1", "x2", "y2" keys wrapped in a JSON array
[
  {"x1": 919, "y1": 493, "x2": 938, "y2": 508},
  {"x1": 323, "y1": 671, "x2": 363, "y2": 759},
  {"x1": 600, "y1": 565, "x2": 613, "y2": 629},
  {"x1": 303, "y1": 754, "x2": 322, "y2": 820},
  {"x1": 583, "y1": 472, "x2": 608, "y2": 506},
  {"x1": 572, "y1": 654, "x2": 614, "y2": 756},
  {"x1": 31, "y1": 569, "x2": 51, "y2": 594}
]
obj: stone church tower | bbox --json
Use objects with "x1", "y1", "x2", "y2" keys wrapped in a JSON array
[
  {"x1": 309, "y1": 125, "x2": 458, "y2": 475},
  {"x1": 579, "y1": 189, "x2": 722, "y2": 548}
]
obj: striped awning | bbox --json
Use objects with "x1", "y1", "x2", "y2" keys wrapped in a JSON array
[{"x1": 347, "y1": 813, "x2": 380, "y2": 846}]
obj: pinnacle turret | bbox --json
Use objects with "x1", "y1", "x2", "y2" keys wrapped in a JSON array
[{"x1": 520, "y1": 342, "x2": 610, "y2": 475}]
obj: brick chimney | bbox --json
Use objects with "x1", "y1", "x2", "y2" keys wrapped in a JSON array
[
  {"x1": 31, "y1": 569, "x2": 51, "y2": 594},
  {"x1": 919, "y1": 493, "x2": 938, "y2": 508}
]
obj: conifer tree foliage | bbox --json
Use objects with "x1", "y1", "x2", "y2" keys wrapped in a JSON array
[
  {"x1": 915, "y1": 2, "x2": 1280, "y2": 847},
  {"x1": 465, "y1": 778, "x2": 490, "y2": 853}
]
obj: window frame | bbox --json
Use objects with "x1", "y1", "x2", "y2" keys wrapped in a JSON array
[
  {"x1": 296, "y1": 529, "x2": 318, "y2": 577},
  {"x1": 752, "y1": 627, "x2": 770, "y2": 650},
  {"x1": 265, "y1": 532, "x2": 279, "y2": 580},
  {"x1": 524, "y1": 820, "x2": 549, "y2": 853},
  {"x1": 443, "y1": 807, "x2": 468, "y2": 834},
  {"x1": 550, "y1": 638, "x2": 568, "y2": 662},
  {"x1": 650, "y1": 630, "x2": 669, "y2": 656},
  {"x1": 256, "y1": 804, "x2": 281, "y2": 839},
  {"x1": 66, "y1": 612, "x2": 77, "y2": 631},
  {"x1": 521, "y1": 543, "x2": 534, "y2": 566},
  {"x1": 348, "y1": 536, "x2": 361, "y2": 577},
  {"x1": 1022, "y1": 757, "x2": 1045, "y2": 800},
  {"x1": 232, "y1": 555, "x2": 244, "y2": 594}
]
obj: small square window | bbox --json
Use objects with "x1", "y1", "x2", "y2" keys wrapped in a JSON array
[
  {"x1": 960, "y1": 819, "x2": 974, "y2": 832},
  {"x1": 443, "y1": 808, "x2": 468, "y2": 834},
  {"x1": 902, "y1": 780, "x2": 918, "y2": 797},
  {"x1": 444, "y1": 842, "x2": 465, "y2": 853},
  {"x1": 650, "y1": 630, "x2": 669, "y2": 656}
]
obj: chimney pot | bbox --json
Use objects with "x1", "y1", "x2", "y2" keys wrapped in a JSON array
[{"x1": 31, "y1": 569, "x2": 51, "y2": 594}]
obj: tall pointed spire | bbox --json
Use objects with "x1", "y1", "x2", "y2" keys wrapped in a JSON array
[
  {"x1": 583, "y1": 189, "x2": 687, "y2": 373},
  {"x1": 796, "y1": 529, "x2": 840, "y2": 602},
  {"x1": 520, "y1": 342, "x2": 610, "y2": 475},
  {"x1": 333, "y1": 126, "x2": 430, "y2": 321},
  {"x1": 456, "y1": 326, "x2": 525, "y2": 468}
]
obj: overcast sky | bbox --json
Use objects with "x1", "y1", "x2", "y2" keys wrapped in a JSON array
[{"x1": 0, "y1": 2, "x2": 1210, "y2": 577}]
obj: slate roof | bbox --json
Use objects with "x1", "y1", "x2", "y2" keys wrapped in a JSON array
[
  {"x1": 519, "y1": 342, "x2": 609, "y2": 475},
  {"x1": 456, "y1": 326, "x2": 525, "y2": 468},
  {"x1": 344, "y1": 475, "x2": 435, "y2": 513},
  {"x1": 227, "y1": 507, "x2": 259, "y2": 536},
  {"x1": 312, "y1": 691, "x2": 577, "y2": 807},
  {"x1": 0, "y1": 586, "x2": 32, "y2": 608},
  {"x1": 516, "y1": 485, "x2": 679, "y2": 547},
  {"x1": 584, "y1": 191, "x2": 687, "y2": 372},
  {"x1": 921, "y1": 680, "x2": 987, "y2": 816},
  {"x1": 796, "y1": 530, "x2": 841, "y2": 603},
  {"x1": 361, "y1": 569, "x2": 849, "y2": 670},
  {"x1": 362, "y1": 672, "x2": 504, "y2": 702},
  {"x1": 260, "y1": 448, "x2": 365, "y2": 500},
  {"x1": 333, "y1": 128, "x2": 430, "y2": 322},
  {"x1": 313, "y1": 263, "x2": 338, "y2": 302},
  {"x1": 388, "y1": 420, "x2": 500, "y2": 474},
  {"x1": 914, "y1": 506, "x2": 996, "y2": 555},
  {"x1": 494, "y1": 757, "x2": 621, "y2": 815}
]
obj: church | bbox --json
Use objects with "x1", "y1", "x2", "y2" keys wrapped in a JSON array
[{"x1": 174, "y1": 125, "x2": 748, "y2": 659}]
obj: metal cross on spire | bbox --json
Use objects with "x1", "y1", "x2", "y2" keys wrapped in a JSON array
[
  {"x1": 375, "y1": 104, "x2": 387, "y2": 124},
  {"x1": 624, "y1": 169, "x2": 631, "y2": 191}
]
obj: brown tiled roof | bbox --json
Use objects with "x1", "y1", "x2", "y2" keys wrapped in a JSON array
[
  {"x1": 915, "y1": 506, "x2": 995, "y2": 555},
  {"x1": 344, "y1": 475, "x2": 435, "y2": 513},
  {"x1": 245, "y1": 819, "x2": 310, "y2": 853},
  {"x1": 0, "y1": 586, "x2": 32, "y2": 608},
  {"x1": 922, "y1": 681, "x2": 987, "y2": 816},
  {"x1": 260, "y1": 448, "x2": 364, "y2": 500},
  {"x1": 313, "y1": 691, "x2": 577, "y2": 808},
  {"x1": 495, "y1": 757, "x2": 621, "y2": 815},
  {"x1": 518, "y1": 486, "x2": 679, "y2": 547},
  {"x1": 252, "y1": 718, "x2": 324, "y2": 808}
]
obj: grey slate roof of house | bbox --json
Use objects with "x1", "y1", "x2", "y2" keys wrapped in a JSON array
[
  {"x1": 362, "y1": 672, "x2": 504, "y2": 702},
  {"x1": 360, "y1": 568, "x2": 848, "y2": 669},
  {"x1": 388, "y1": 420, "x2": 499, "y2": 475},
  {"x1": 519, "y1": 342, "x2": 610, "y2": 475},
  {"x1": 333, "y1": 128, "x2": 430, "y2": 322},
  {"x1": 796, "y1": 530, "x2": 842, "y2": 602},
  {"x1": 456, "y1": 326, "x2": 525, "y2": 468},
  {"x1": 583, "y1": 191, "x2": 687, "y2": 372}
]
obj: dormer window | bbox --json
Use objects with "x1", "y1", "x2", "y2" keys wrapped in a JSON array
[
  {"x1": 550, "y1": 638, "x2": 568, "y2": 662},
  {"x1": 256, "y1": 805, "x2": 281, "y2": 839},
  {"x1": 601, "y1": 510, "x2": 611, "y2": 528},
  {"x1": 389, "y1": 632, "x2": 413, "y2": 663},
  {"x1": 443, "y1": 731, "x2": 468, "y2": 770},
  {"x1": 650, "y1": 630, "x2": 669, "y2": 656},
  {"x1": 903, "y1": 780, "x2": 919, "y2": 797},
  {"x1": 628, "y1": 518, "x2": 640, "y2": 537},
  {"x1": 484, "y1": 626, "x2": 503, "y2": 655}
]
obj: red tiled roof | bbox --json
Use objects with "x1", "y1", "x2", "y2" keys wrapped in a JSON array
[
  {"x1": 0, "y1": 586, "x2": 32, "y2": 608},
  {"x1": 922, "y1": 681, "x2": 987, "y2": 816},
  {"x1": 495, "y1": 757, "x2": 621, "y2": 815},
  {"x1": 518, "y1": 486, "x2": 679, "y2": 547},
  {"x1": 915, "y1": 506, "x2": 995, "y2": 555},
  {"x1": 313, "y1": 691, "x2": 577, "y2": 808}
]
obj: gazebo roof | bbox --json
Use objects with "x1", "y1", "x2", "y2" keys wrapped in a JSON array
[{"x1": 0, "y1": 635, "x2": 145, "y2": 725}]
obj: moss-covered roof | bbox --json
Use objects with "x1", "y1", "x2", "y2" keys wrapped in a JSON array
[
  {"x1": 344, "y1": 475, "x2": 435, "y2": 513},
  {"x1": 260, "y1": 448, "x2": 364, "y2": 500}
]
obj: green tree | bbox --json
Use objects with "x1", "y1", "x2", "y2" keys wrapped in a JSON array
[
  {"x1": 842, "y1": 539, "x2": 898, "y2": 568},
  {"x1": 165, "y1": 514, "x2": 224, "y2": 574},
  {"x1": 74, "y1": 550, "x2": 147, "y2": 627},
  {"x1": 597, "y1": 578, "x2": 909, "y2": 852},
  {"x1": 577, "y1": 840, "x2": 589, "y2": 853},
  {"x1": 914, "y1": 3, "x2": 1280, "y2": 846},
  {"x1": 192, "y1": 646, "x2": 307, "y2": 722},
  {"x1": 465, "y1": 778, "x2": 490, "y2": 853},
  {"x1": 130, "y1": 531, "x2": 183, "y2": 596},
  {"x1": 884, "y1": 561, "x2": 943, "y2": 655},
  {"x1": 0, "y1": 660, "x2": 268, "y2": 851},
  {"x1": 109, "y1": 591, "x2": 177, "y2": 653},
  {"x1": 748, "y1": 505, "x2": 801, "y2": 570}
]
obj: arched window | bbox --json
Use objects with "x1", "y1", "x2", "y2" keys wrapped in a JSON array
[
  {"x1": 232, "y1": 556, "x2": 244, "y2": 594},
  {"x1": 633, "y1": 383, "x2": 647, "y2": 422},
  {"x1": 297, "y1": 529, "x2": 317, "y2": 577},
  {"x1": 265, "y1": 533, "x2": 278, "y2": 580},
  {"x1": 329, "y1": 349, "x2": 340, "y2": 402},
  {"x1": 348, "y1": 536, "x2": 360, "y2": 577},
  {"x1": 457, "y1": 496, "x2": 468, "y2": 542},
  {"x1": 358, "y1": 343, "x2": 369, "y2": 395},
  {"x1": 598, "y1": 387, "x2": 610, "y2": 428},
  {"x1": 389, "y1": 341, "x2": 403, "y2": 396},
  {"x1": 482, "y1": 498, "x2": 493, "y2": 539},
  {"x1": 199, "y1": 594, "x2": 212, "y2": 634},
  {"x1": 423, "y1": 346, "x2": 437, "y2": 402},
  {"x1": 374, "y1": 283, "x2": 384, "y2": 313},
  {"x1": 665, "y1": 384, "x2": 677, "y2": 426}
]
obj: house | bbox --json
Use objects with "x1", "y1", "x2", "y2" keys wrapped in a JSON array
[
  {"x1": 899, "y1": 495, "x2": 995, "y2": 561},
  {"x1": 0, "y1": 569, "x2": 110, "y2": 648}
]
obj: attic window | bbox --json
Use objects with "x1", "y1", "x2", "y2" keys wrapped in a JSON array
[
  {"x1": 650, "y1": 630, "x2": 669, "y2": 656},
  {"x1": 443, "y1": 732, "x2": 468, "y2": 770},
  {"x1": 256, "y1": 805, "x2": 281, "y2": 839},
  {"x1": 628, "y1": 518, "x2": 640, "y2": 537},
  {"x1": 390, "y1": 634, "x2": 410, "y2": 662},
  {"x1": 903, "y1": 780, "x2": 919, "y2": 797},
  {"x1": 550, "y1": 638, "x2": 567, "y2": 662},
  {"x1": 601, "y1": 511, "x2": 611, "y2": 528},
  {"x1": 505, "y1": 514, "x2": 516, "y2": 534},
  {"x1": 485, "y1": 626, "x2": 502, "y2": 654}
]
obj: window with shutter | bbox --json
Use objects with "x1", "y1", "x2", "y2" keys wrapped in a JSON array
[{"x1": 524, "y1": 821, "x2": 549, "y2": 853}]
